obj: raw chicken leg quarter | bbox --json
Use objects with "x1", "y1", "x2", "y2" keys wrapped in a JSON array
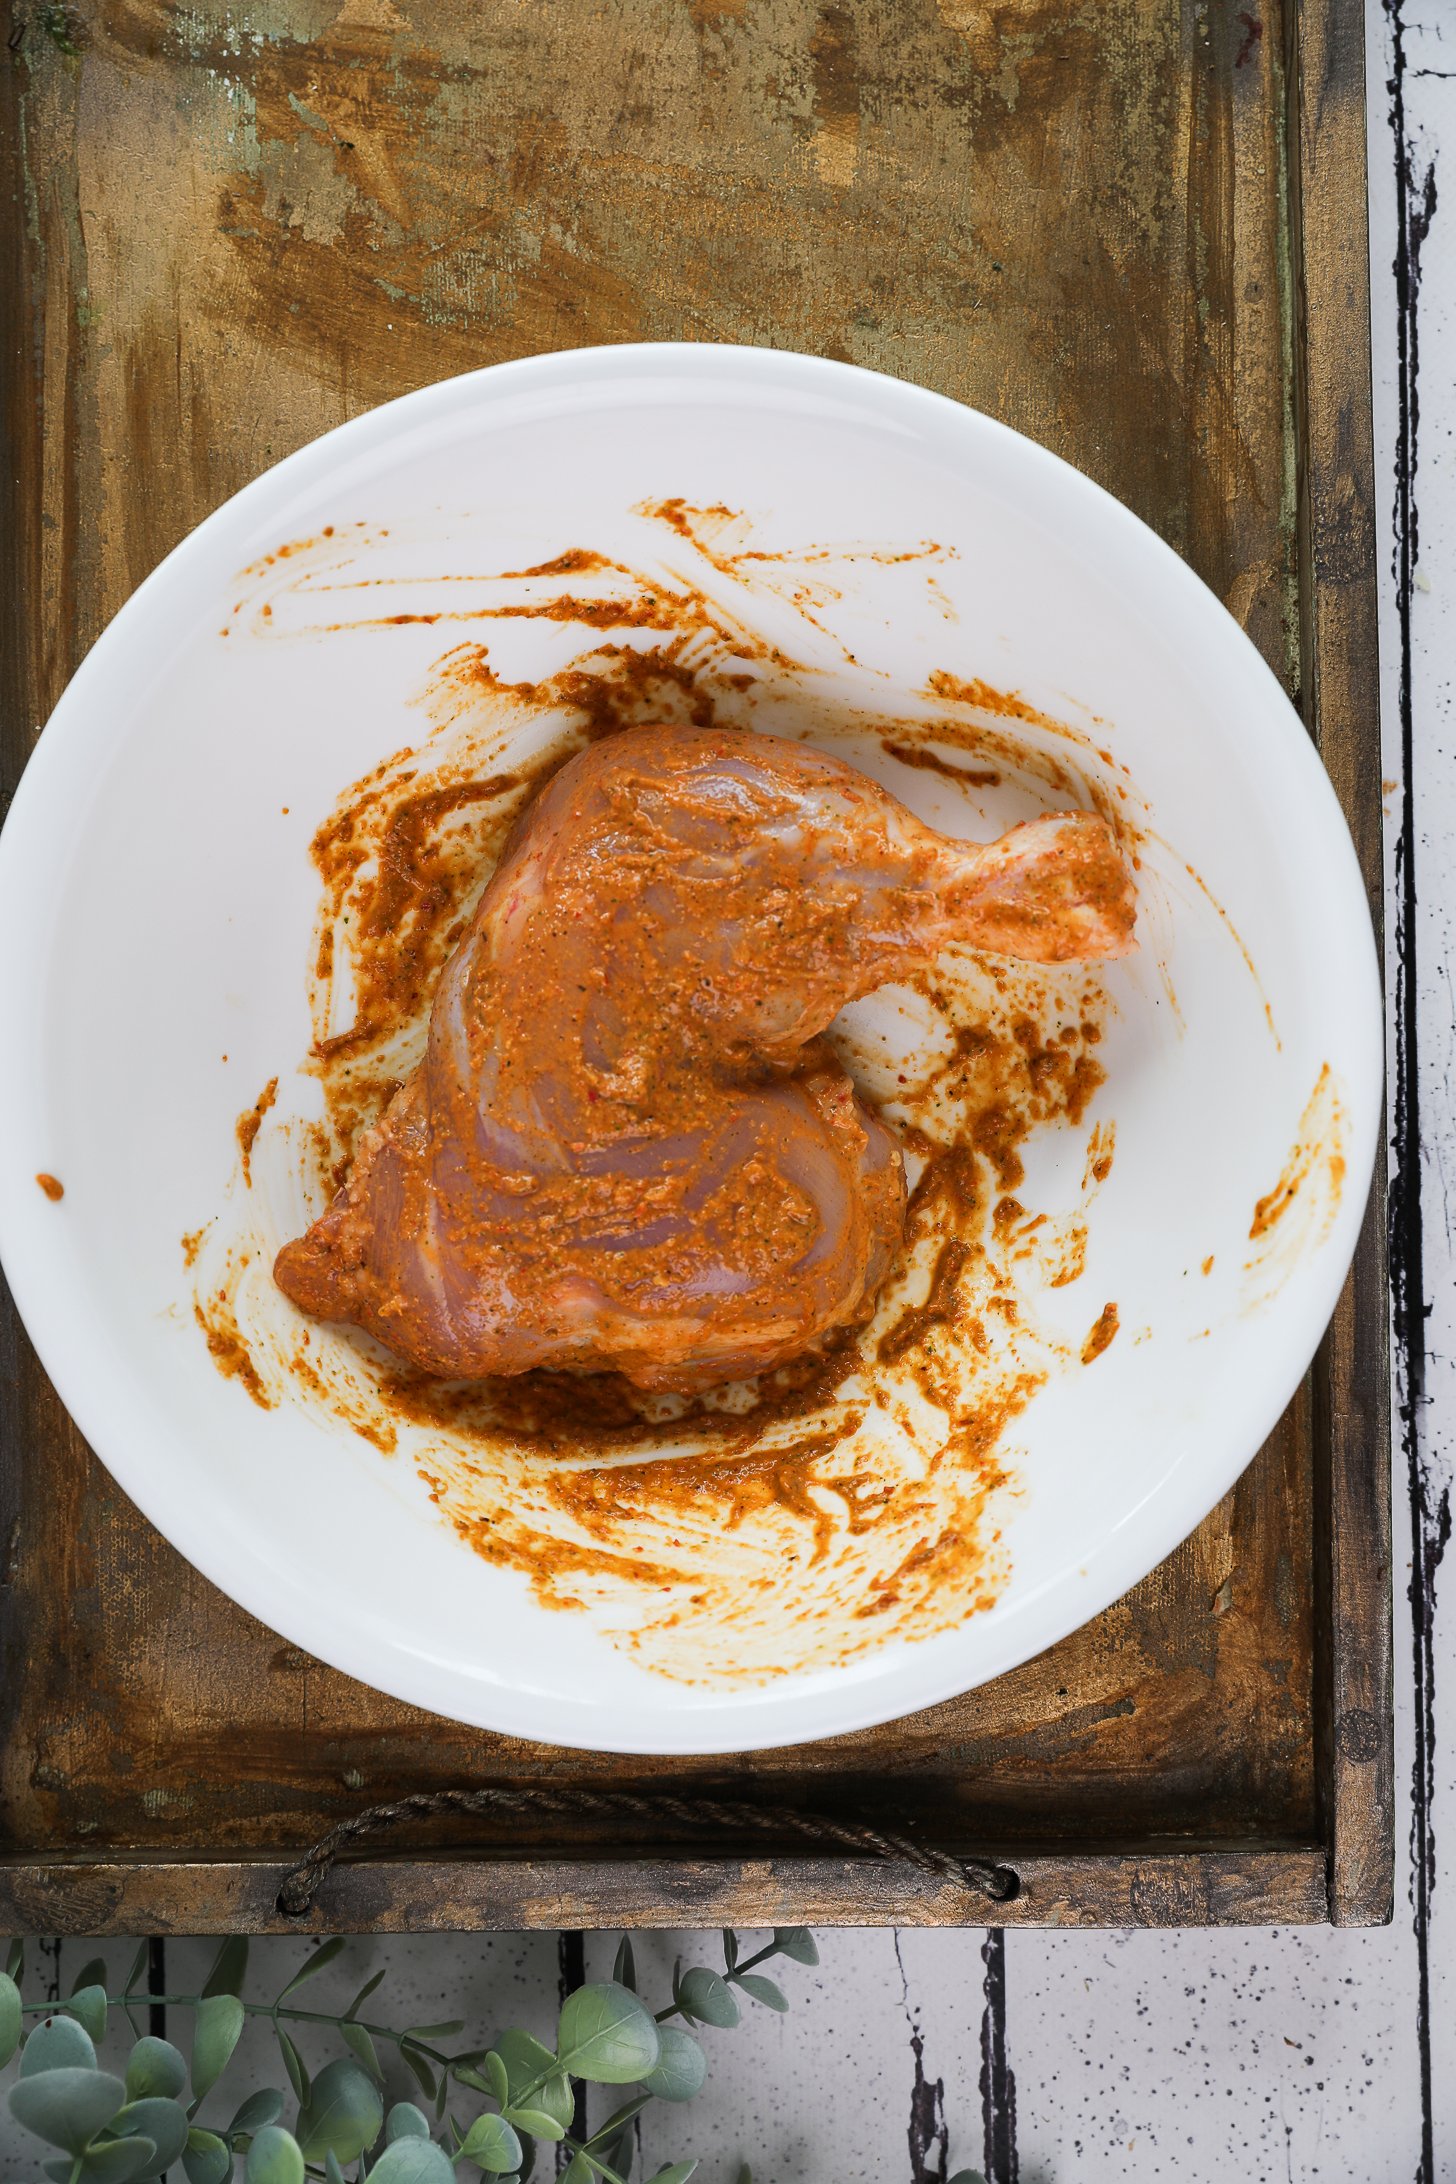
[{"x1": 275, "y1": 725, "x2": 1136, "y2": 1391}]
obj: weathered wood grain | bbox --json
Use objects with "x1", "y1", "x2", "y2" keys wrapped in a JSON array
[
  {"x1": 0, "y1": 0, "x2": 1387, "y2": 1926},
  {"x1": 0, "y1": 1847, "x2": 1332, "y2": 1933},
  {"x1": 1282, "y1": 0, "x2": 1394, "y2": 1929}
]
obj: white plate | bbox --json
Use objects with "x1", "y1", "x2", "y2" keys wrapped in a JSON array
[{"x1": 0, "y1": 344, "x2": 1381, "y2": 1753}]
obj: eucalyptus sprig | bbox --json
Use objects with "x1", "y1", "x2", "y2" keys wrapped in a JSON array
[{"x1": 0, "y1": 1926, "x2": 841, "y2": 2184}]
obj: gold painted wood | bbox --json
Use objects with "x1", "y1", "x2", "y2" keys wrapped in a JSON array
[{"x1": 0, "y1": 0, "x2": 1389, "y2": 1926}]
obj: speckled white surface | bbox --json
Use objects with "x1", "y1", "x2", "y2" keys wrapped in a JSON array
[{"x1": 4, "y1": 5, "x2": 1453, "y2": 2175}]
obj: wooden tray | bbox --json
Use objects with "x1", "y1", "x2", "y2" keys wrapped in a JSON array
[{"x1": 0, "y1": 0, "x2": 1389, "y2": 1932}]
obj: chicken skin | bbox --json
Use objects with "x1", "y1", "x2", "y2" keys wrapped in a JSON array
[{"x1": 275, "y1": 726, "x2": 1134, "y2": 1391}]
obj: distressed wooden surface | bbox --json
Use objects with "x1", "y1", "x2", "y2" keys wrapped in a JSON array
[
  {"x1": 0, "y1": 0, "x2": 1385, "y2": 1922},
  {"x1": 1283, "y1": 0, "x2": 1394, "y2": 1925},
  {"x1": 0, "y1": 1847, "x2": 1333, "y2": 1934}
]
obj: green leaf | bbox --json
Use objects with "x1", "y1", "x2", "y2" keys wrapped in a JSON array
[
  {"x1": 612, "y1": 1937, "x2": 636, "y2": 1993},
  {"x1": 456, "y1": 2113, "x2": 522, "y2": 2174},
  {"x1": 5, "y1": 1938, "x2": 23, "y2": 1981},
  {"x1": 244, "y1": 2124, "x2": 305, "y2": 2184},
  {"x1": 203, "y1": 1939, "x2": 250, "y2": 2001},
  {"x1": 296, "y1": 2058, "x2": 384, "y2": 2164},
  {"x1": 945, "y1": 2173, "x2": 988, "y2": 2184},
  {"x1": 126, "y1": 2133, "x2": 180, "y2": 2180},
  {"x1": 227, "y1": 2090, "x2": 285, "y2": 2138},
  {"x1": 114, "y1": 2095, "x2": 192, "y2": 2171},
  {"x1": 675, "y1": 1969, "x2": 738, "y2": 2030},
  {"x1": 490, "y1": 2030, "x2": 558, "y2": 2093},
  {"x1": 74, "y1": 2137, "x2": 160, "y2": 2184},
  {"x1": 68, "y1": 1984, "x2": 110, "y2": 2043},
  {"x1": 8, "y1": 2066, "x2": 128, "y2": 2151},
  {"x1": 560, "y1": 2158, "x2": 592, "y2": 2184},
  {"x1": 500, "y1": 2107, "x2": 564, "y2": 2143},
  {"x1": 644, "y1": 2166, "x2": 697, "y2": 2184},
  {"x1": 403, "y1": 2021, "x2": 464, "y2": 2042},
  {"x1": 770, "y1": 1927, "x2": 818, "y2": 1966},
  {"x1": 481, "y1": 2054, "x2": 508, "y2": 2106},
  {"x1": 71, "y1": 1956, "x2": 109, "y2": 1997},
  {"x1": 733, "y1": 2167, "x2": 752, "y2": 2184},
  {"x1": 22, "y1": 2013, "x2": 99, "y2": 2074},
  {"x1": 486, "y1": 2028, "x2": 572, "y2": 2137},
  {"x1": 585, "y1": 2094, "x2": 651, "y2": 2147},
  {"x1": 192, "y1": 1994, "x2": 245, "y2": 2103},
  {"x1": 341, "y1": 2018, "x2": 383, "y2": 2083},
  {"x1": 277, "y1": 1936, "x2": 349, "y2": 2003},
  {"x1": 721, "y1": 1930, "x2": 738, "y2": 1972},
  {"x1": 640, "y1": 2024, "x2": 706, "y2": 2103},
  {"x1": 325, "y1": 2154, "x2": 346, "y2": 2184},
  {"x1": 601, "y1": 2132, "x2": 638, "y2": 2181},
  {"x1": 732, "y1": 1974, "x2": 787, "y2": 2014},
  {"x1": 384, "y1": 2102, "x2": 431, "y2": 2143},
  {"x1": 399, "y1": 2044, "x2": 437, "y2": 2101},
  {"x1": 0, "y1": 1970, "x2": 21, "y2": 2068},
  {"x1": 274, "y1": 2026, "x2": 307, "y2": 2105},
  {"x1": 365, "y1": 2140, "x2": 455, "y2": 2184},
  {"x1": 344, "y1": 1969, "x2": 386, "y2": 2022},
  {"x1": 184, "y1": 2127, "x2": 234, "y2": 2184},
  {"x1": 556, "y1": 1982, "x2": 660, "y2": 2085},
  {"x1": 122, "y1": 1942, "x2": 150, "y2": 1998},
  {"x1": 126, "y1": 2036, "x2": 188, "y2": 2102}
]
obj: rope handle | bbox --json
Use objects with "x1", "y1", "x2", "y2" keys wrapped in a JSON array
[{"x1": 276, "y1": 1785, "x2": 1020, "y2": 1917}]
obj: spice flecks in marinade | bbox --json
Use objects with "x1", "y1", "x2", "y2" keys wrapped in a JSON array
[
  {"x1": 188, "y1": 516, "x2": 1149, "y2": 1682},
  {"x1": 275, "y1": 723, "x2": 1132, "y2": 1391},
  {"x1": 1245, "y1": 1063, "x2": 1348, "y2": 1294}
]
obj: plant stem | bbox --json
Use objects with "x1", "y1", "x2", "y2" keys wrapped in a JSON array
[
  {"x1": 560, "y1": 2137, "x2": 630, "y2": 2184},
  {"x1": 729, "y1": 1942, "x2": 779, "y2": 1978}
]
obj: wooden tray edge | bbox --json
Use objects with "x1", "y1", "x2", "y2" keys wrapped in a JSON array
[
  {"x1": 0, "y1": 0, "x2": 1392, "y2": 1939},
  {"x1": 0, "y1": 1849, "x2": 1330, "y2": 1934},
  {"x1": 1289, "y1": 0, "x2": 1396, "y2": 1928}
]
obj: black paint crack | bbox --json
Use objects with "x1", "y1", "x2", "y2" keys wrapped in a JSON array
[
  {"x1": 148, "y1": 1936, "x2": 166, "y2": 2043},
  {"x1": 893, "y1": 1930, "x2": 950, "y2": 2181},
  {"x1": 1384, "y1": 8, "x2": 1449, "y2": 2183},
  {"x1": 978, "y1": 1929, "x2": 1017, "y2": 2184},
  {"x1": 556, "y1": 1930, "x2": 589, "y2": 2162}
]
